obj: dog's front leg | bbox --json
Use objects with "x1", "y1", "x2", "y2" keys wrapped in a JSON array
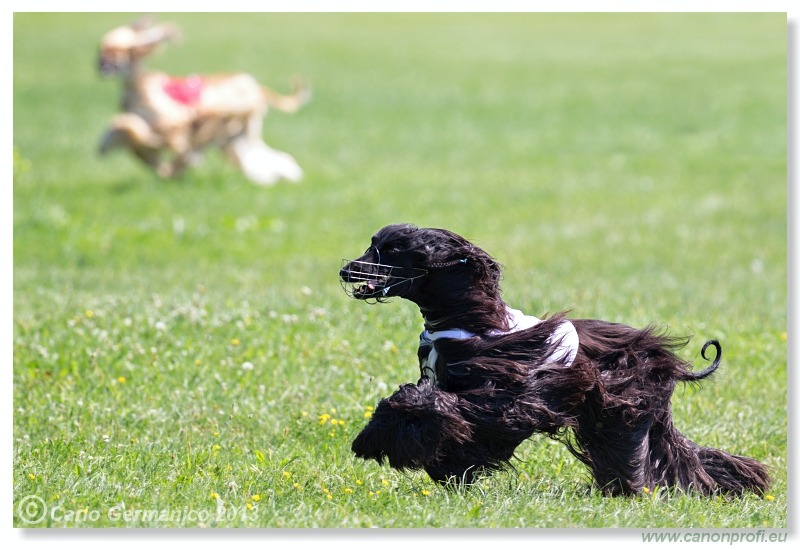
[{"x1": 351, "y1": 380, "x2": 473, "y2": 471}]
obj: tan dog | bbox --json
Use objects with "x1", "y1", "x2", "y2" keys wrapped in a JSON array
[{"x1": 98, "y1": 17, "x2": 310, "y2": 185}]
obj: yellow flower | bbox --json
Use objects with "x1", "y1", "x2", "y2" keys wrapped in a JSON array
[
  {"x1": 212, "y1": 444, "x2": 221, "y2": 452},
  {"x1": 246, "y1": 502, "x2": 253, "y2": 510},
  {"x1": 117, "y1": 376, "x2": 127, "y2": 384},
  {"x1": 293, "y1": 482, "x2": 300, "y2": 489},
  {"x1": 27, "y1": 473, "x2": 35, "y2": 481},
  {"x1": 231, "y1": 338, "x2": 240, "y2": 346},
  {"x1": 282, "y1": 471, "x2": 292, "y2": 479},
  {"x1": 210, "y1": 492, "x2": 219, "y2": 500},
  {"x1": 195, "y1": 359, "x2": 202, "y2": 366},
  {"x1": 213, "y1": 431, "x2": 219, "y2": 437},
  {"x1": 344, "y1": 487, "x2": 353, "y2": 494},
  {"x1": 381, "y1": 478, "x2": 389, "y2": 486},
  {"x1": 318, "y1": 413, "x2": 331, "y2": 425},
  {"x1": 252, "y1": 494, "x2": 262, "y2": 501},
  {"x1": 85, "y1": 310, "x2": 94, "y2": 318},
  {"x1": 421, "y1": 489, "x2": 430, "y2": 496},
  {"x1": 765, "y1": 494, "x2": 775, "y2": 501},
  {"x1": 642, "y1": 487, "x2": 650, "y2": 494}
]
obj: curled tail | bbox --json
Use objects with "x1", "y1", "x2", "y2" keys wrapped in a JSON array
[
  {"x1": 678, "y1": 339, "x2": 722, "y2": 381},
  {"x1": 262, "y1": 76, "x2": 311, "y2": 113}
]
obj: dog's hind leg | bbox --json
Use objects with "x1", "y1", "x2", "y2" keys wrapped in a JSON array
[
  {"x1": 646, "y1": 417, "x2": 770, "y2": 495},
  {"x1": 571, "y1": 409, "x2": 656, "y2": 495}
]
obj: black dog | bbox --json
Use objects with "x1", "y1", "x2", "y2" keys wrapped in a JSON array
[{"x1": 339, "y1": 223, "x2": 770, "y2": 496}]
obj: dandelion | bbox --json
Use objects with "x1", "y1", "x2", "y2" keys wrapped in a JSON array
[
  {"x1": 421, "y1": 490, "x2": 430, "y2": 496},
  {"x1": 212, "y1": 444, "x2": 221, "y2": 452},
  {"x1": 117, "y1": 376, "x2": 127, "y2": 384},
  {"x1": 642, "y1": 487, "x2": 651, "y2": 494},
  {"x1": 766, "y1": 495, "x2": 775, "y2": 501},
  {"x1": 355, "y1": 480, "x2": 362, "y2": 486},
  {"x1": 381, "y1": 478, "x2": 389, "y2": 486},
  {"x1": 252, "y1": 494, "x2": 262, "y2": 502},
  {"x1": 85, "y1": 310, "x2": 95, "y2": 318},
  {"x1": 246, "y1": 502, "x2": 254, "y2": 510},
  {"x1": 210, "y1": 492, "x2": 219, "y2": 500},
  {"x1": 27, "y1": 473, "x2": 35, "y2": 481},
  {"x1": 293, "y1": 482, "x2": 300, "y2": 490},
  {"x1": 318, "y1": 413, "x2": 331, "y2": 425},
  {"x1": 231, "y1": 338, "x2": 240, "y2": 346},
  {"x1": 213, "y1": 432, "x2": 219, "y2": 437},
  {"x1": 195, "y1": 359, "x2": 202, "y2": 366},
  {"x1": 282, "y1": 471, "x2": 292, "y2": 479},
  {"x1": 344, "y1": 487, "x2": 353, "y2": 494}
]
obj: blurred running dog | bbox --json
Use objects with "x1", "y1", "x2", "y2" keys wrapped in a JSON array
[
  {"x1": 339, "y1": 223, "x2": 770, "y2": 496},
  {"x1": 98, "y1": 16, "x2": 310, "y2": 185}
]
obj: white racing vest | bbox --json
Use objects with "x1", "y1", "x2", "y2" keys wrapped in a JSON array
[{"x1": 419, "y1": 307, "x2": 579, "y2": 383}]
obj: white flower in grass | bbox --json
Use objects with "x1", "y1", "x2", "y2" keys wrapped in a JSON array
[
  {"x1": 154, "y1": 321, "x2": 166, "y2": 331},
  {"x1": 241, "y1": 361, "x2": 254, "y2": 371}
]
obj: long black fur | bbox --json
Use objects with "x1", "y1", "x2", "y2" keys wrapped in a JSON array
[{"x1": 339, "y1": 223, "x2": 770, "y2": 495}]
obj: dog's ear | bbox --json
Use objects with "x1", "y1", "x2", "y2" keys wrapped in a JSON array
[
  {"x1": 130, "y1": 14, "x2": 156, "y2": 31},
  {"x1": 132, "y1": 23, "x2": 183, "y2": 58}
]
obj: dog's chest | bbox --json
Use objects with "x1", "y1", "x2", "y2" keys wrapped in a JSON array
[{"x1": 417, "y1": 308, "x2": 579, "y2": 384}]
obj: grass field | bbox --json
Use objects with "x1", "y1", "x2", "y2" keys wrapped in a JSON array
[{"x1": 12, "y1": 13, "x2": 787, "y2": 530}]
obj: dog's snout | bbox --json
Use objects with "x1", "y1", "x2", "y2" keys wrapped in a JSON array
[
  {"x1": 339, "y1": 260, "x2": 356, "y2": 282},
  {"x1": 98, "y1": 56, "x2": 117, "y2": 76}
]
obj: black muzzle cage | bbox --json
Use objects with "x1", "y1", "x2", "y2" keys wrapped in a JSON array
[{"x1": 339, "y1": 259, "x2": 428, "y2": 299}]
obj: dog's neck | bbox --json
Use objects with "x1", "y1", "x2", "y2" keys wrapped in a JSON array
[{"x1": 414, "y1": 290, "x2": 511, "y2": 334}]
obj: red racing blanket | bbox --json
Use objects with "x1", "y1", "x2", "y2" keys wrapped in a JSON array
[{"x1": 163, "y1": 75, "x2": 205, "y2": 105}]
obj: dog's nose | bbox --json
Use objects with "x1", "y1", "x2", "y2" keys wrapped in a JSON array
[
  {"x1": 339, "y1": 261, "x2": 353, "y2": 282},
  {"x1": 98, "y1": 57, "x2": 115, "y2": 75}
]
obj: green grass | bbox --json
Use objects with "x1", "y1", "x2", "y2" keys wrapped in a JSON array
[{"x1": 13, "y1": 13, "x2": 786, "y2": 529}]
